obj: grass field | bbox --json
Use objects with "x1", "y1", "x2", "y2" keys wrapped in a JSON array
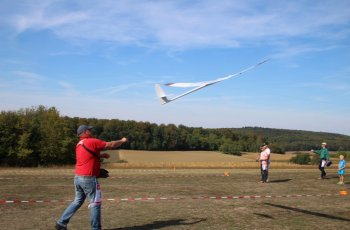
[{"x1": 0, "y1": 167, "x2": 349, "y2": 229}]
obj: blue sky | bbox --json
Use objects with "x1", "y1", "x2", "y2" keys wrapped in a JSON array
[{"x1": 1, "y1": 0, "x2": 350, "y2": 135}]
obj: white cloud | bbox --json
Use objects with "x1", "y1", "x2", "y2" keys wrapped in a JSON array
[
  {"x1": 11, "y1": 71, "x2": 43, "y2": 82},
  {"x1": 9, "y1": 1, "x2": 86, "y2": 33},
  {"x1": 5, "y1": 0, "x2": 350, "y2": 50},
  {"x1": 297, "y1": 69, "x2": 350, "y2": 95},
  {"x1": 270, "y1": 45, "x2": 340, "y2": 59},
  {"x1": 58, "y1": 81, "x2": 79, "y2": 96},
  {"x1": 92, "y1": 80, "x2": 156, "y2": 96}
]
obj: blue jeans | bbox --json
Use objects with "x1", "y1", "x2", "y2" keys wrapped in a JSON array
[{"x1": 57, "y1": 176, "x2": 101, "y2": 230}]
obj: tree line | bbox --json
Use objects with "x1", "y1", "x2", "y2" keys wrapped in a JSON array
[{"x1": 1, "y1": 106, "x2": 349, "y2": 166}]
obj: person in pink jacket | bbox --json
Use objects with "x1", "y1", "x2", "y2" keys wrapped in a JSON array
[{"x1": 257, "y1": 142, "x2": 270, "y2": 183}]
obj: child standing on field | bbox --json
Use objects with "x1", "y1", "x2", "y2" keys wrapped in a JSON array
[{"x1": 338, "y1": 155, "x2": 346, "y2": 184}]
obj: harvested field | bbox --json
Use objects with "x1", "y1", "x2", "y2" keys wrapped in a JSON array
[{"x1": 103, "y1": 150, "x2": 338, "y2": 169}]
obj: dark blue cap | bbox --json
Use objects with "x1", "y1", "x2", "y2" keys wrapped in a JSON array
[{"x1": 77, "y1": 125, "x2": 93, "y2": 136}]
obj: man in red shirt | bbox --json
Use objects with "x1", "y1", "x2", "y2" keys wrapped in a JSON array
[{"x1": 56, "y1": 125, "x2": 127, "y2": 230}]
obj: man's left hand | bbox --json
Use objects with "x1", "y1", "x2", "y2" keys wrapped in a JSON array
[{"x1": 101, "y1": 153, "x2": 110, "y2": 159}]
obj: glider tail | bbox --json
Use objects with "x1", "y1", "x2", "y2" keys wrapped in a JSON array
[{"x1": 155, "y1": 84, "x2": 170, "y2": 105}]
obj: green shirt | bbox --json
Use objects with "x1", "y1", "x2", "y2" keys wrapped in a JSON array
[{"x1": 314, "y1": 148, "x2": 330, "y2": 160}]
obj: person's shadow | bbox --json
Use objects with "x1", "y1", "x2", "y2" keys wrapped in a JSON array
[
  {"x1": 253, "y1": 213, "x2": 274, "y2": 219},
  {"x1": 264, "y1": 203, "x2": 350, "y2": 222},
  {"x1": 105, "y1": 218, "x2": 207, "y2": 230},
  {"x1": 268, "y1": 179, "x2": 292, "y2": 183}
]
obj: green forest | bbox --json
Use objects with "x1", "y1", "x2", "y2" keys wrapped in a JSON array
[{"x1": 1, "y1": 106, "x2": 349, "y2": 166}]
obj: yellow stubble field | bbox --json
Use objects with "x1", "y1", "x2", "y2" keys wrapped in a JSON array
[{"x1": 103, "y1": 150, "x2": 318, "y2": 169}]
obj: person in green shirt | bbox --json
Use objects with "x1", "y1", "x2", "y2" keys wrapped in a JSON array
[{"x1": 311, "y1": 142, "x2": 330, "y2": 179}]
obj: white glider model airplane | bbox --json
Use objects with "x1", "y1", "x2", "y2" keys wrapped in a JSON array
[{"x1": 155, "y1": 58, "x2": 270, "y2": 105}]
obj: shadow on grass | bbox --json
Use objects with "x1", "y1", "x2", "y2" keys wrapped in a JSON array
[
  {"x1": 105, "y1": 218, "x2": 207, "y2": 230},
  {"x1": 268, "y1": 179, "x2": 292, "y2": 183},
  {"x1": 264, "y1": 203, "x2": 350, "y2": 222},
  {"x1": 323, "y1": 175, "x2": 339, "y2": 179},
  {"x1": 253, "y1": 213, "x2": 274, "y2": 219}
]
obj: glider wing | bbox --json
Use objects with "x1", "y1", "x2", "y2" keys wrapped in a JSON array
[{"x1": 155, "y1": 58, "x2": 270, "y2": 105}]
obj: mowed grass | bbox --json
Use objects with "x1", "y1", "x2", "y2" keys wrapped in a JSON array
[{"x1": 0, "y1": 168, "x2": 349, "y2": 229}]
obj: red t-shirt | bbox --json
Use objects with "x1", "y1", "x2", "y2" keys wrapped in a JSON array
[{"x1": 75, "y1": 137, "x2": 107, "y2": 177}]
